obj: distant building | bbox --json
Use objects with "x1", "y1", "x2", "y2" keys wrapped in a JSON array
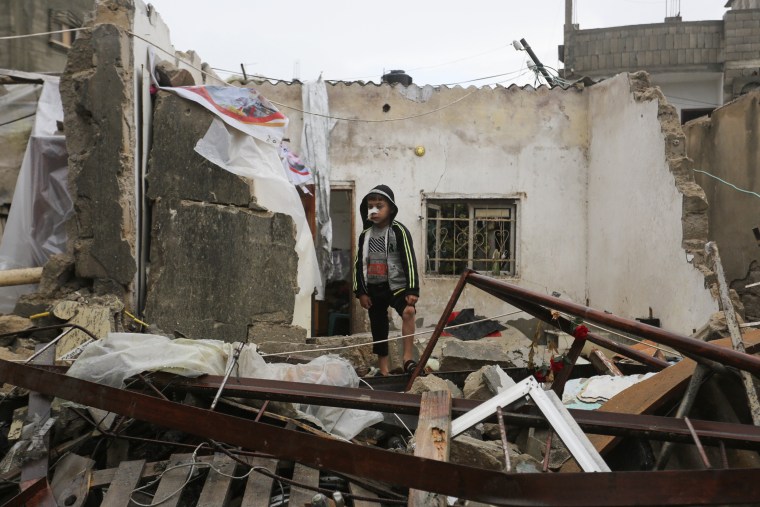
[
  {"x1": 561, "y1": 0, "x2": 760, "y2": 122},
  {"x1": 0, "y1": 0, "x2": 94, "y2": 74}
]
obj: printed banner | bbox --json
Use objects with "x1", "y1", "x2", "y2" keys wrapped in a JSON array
[
  {"x1": 279, "y1": 144, "x2": 313, "y2": 186},
  {"x1": 167, "y1": 85, "x2": 288, "y2": 145}
]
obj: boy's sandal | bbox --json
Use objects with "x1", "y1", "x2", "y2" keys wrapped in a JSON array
[{"x1": 403, "y1": 360, "x2": 418, "y2": 375}]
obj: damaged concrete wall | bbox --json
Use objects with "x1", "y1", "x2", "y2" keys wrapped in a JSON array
[
  {"x1": 586, "y1": 72, "x2": 718, "y2": 331},
  {"x1": 255, "y1": 80, "x2": 591, "y2": 331},
  {"x1": 256, "y1": 73, "x2": 717, "y2": 335},
  {"x1": 144, "y1": 92, "x2": 301, "y2": 342},
  {"x1": 684, "y1": 90, "x2": 760, "y2": 321},
  {"x1": 59, "y1": 0, "x2": 138, "y2": 300}
]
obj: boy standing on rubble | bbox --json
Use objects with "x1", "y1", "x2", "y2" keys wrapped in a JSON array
[{"x1": 353, "y1": 184, "x2": 419, "y2": 376}]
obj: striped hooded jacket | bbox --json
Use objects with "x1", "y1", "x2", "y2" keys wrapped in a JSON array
[{"x1": 353, "y1": 185, "x2": 419, "y2": 298}]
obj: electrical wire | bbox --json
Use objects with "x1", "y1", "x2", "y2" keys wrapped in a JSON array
[
  {"x1": 0, "y1": 27, "x2": 89, "y2": 40},
  {"x1": 0, "y1": 112, "x2": 37, "y2": 128},
  {"x1": 358, "y1": 377, "x2": 414, "y2": 438},
  {"x1": 259, "y1": 309, "x2": 526, "y2": 358},
  {"x1": 693, "y1": 168, "x2": 760, "y2": 200}
]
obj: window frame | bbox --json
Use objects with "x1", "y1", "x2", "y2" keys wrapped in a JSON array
[{"x1": 422, "y1": 194, "x2": 519, "y2": 278}]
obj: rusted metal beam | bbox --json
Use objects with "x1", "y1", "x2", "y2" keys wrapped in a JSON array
[
  {"x1": 135, "y1": 372, "x2": 760, "y2": 450},
  {"x1": 3, "y1": 360, "x2": 760, "y2": 506},
  {"x1": 474, "y1": 284, "x2": 670, "y2": 370},
  {"x1": 466, "y1": 272, "x2": 760, "y2": 375},
  {"x1": 407, "y1": 269, "x2": 470, "y2": 389}
]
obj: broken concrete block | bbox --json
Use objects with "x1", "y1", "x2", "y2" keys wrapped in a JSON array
[
  {"x1": 463, "y1": 365, "x2": 517, "y2": 400},
  {"x1": 155, "y1": 61, "x2": 196, "y2": 87},
  {"x1": 147, "y1": 92, "x2": 252, "y2": 206},
  {"x1": 145, "y1": 200, "x2": 299, "y2": 342},
  {"x1": 439, "y1": 339, "x2": 516, "y2": 371},
  {"x1": 0, "y1": 315, "x2": 33, "y2": 346},
  {"x1": 409, "y1": 374, "x2": 464, "y2": 399},
  {"x1": 516, "y1": 427, "x2": 573, "y2": 470},
  {"x1": 450, "y1": 434, "x2": 519, "y2": 471},
  {"x1": 53, "y1": 300, "x2": 115, "y2": 357},
  {"x1": 248, "y1": 321, "x2": 307, "y2": 344}
]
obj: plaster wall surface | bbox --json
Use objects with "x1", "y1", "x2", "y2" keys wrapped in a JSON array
[
  {"x1": 256, "y1": 81, "x2": 593, "y2": 330},
  {"x1": 685, "y1": 91, "x2": 760, "y2": 318},
  {"x1": 586, "y1": 74, "x2": 717, "y2": 332}
]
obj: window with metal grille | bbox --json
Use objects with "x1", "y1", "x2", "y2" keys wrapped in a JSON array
[{"x1": 425, "y1": 199, "x2": 517, "y2": 276}]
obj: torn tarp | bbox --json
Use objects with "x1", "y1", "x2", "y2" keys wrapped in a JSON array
[{"x1": 67, "y1": 333, "x2": 380, "y2": 439}]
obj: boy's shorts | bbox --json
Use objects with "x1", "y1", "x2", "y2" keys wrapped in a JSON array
[{"x1": 366, "y1": 282, "x2": 412, "y2": 356}]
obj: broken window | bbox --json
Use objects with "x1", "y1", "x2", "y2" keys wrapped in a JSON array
[
  {"x1": 48, "y1": 10, "x2": 81, "y2": 50},
  {"x1": 425, "y1": 199, "x2": 517, "y2": 276}
]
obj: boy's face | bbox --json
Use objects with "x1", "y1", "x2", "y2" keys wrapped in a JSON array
[{"x1": 366, "y1": 195, "x2": 392, "y2": 226}]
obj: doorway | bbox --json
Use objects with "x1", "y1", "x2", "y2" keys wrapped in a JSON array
[{"x1": 320, "y1": 185, "x2": 354, "y2": 336}]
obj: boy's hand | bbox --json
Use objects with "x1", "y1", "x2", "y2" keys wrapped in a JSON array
[
  {"x1": 405, "y1": 294, "x2": 418, "y2": 307},
  {"x1": 359, "y1": 294, "x2": 372, "y2": 309}
]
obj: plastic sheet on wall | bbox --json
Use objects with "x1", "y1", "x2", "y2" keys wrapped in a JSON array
[
  {"x1": 194, "y1": 118, "x2": 323, "y2": 324},
  {"x1": 0, "y1": 76, "x2": 72, "y2": 313},
  {"x1": 0, "y1": 81, "x2": 42, "y2": 205}
]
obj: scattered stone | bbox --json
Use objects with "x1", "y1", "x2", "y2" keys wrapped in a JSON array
[
  {"x1": 482, "y1": 364, "x2": 516, "y2": 393},
  {"x1": 439, "y1": 339, "x2": 515, "y2": 371},
  {"x1": 463, "y1": 368, "x2": 493, "y2": 400},
  {"x1": 0, "y1": 316, "x2": 33, "y2": 347},
  {"x1": 408, "y1": 374, "x2": 463, "y2": 398},
  {"x1": 154, "y1": 60, "x2": 196, "y2": 87},
  {"x1": 450, "y1": 434, "x2": 519, "y2": 471}
]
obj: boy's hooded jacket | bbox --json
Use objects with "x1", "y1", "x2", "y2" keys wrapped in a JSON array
[{"x1": 354, "y1": 185, "x2": 419, "y2": 298}]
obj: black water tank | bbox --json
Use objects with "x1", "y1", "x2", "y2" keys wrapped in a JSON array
[{"x1": 382, "y1": 69, "x2": 413, "y2": 86}]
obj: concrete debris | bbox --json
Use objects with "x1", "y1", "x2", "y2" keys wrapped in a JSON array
[
  {"x1": 154, "y1": 60, "x2": 196, "y2": 87},
  {"x1": 408, "y1": 374, "x2": 464, "y2": 399}
]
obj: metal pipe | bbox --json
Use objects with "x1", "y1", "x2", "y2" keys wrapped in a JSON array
[
  {"x1": 406, "y1": 269, "x2": 471, "y2": 390},
  {"x1": 210, "y1": 342, "x2": 244, "y2": 411},
  {"x1": 684, "y1": 416, "x2": 712, "y2": 468},
  {"x1": 466, "y1": 272, "x2": 760, "y2": 375},
  {"x1": 496, "y1": 406, "x2": 511, "y2": 473}
]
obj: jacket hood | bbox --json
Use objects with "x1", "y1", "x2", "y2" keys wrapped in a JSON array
[{"x1": 360, "y1": 184, "x2": 398, "y2": 229}]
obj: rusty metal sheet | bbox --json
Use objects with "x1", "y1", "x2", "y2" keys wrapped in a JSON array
[{"x1": 2, "y1": 359, "x2": 760, "y2": 506}]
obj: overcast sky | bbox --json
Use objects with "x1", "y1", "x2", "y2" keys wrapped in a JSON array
[{"x1": 144, "y1": 1, "x2": 727, "y2": 87}]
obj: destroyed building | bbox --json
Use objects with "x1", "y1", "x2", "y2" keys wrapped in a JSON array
[{"x1": 1, "y1": 0, "x2": 760, "y2": 505}]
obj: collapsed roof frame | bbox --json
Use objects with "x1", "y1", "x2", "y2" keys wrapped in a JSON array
[
  {"x1": 2, "y1": 359, "x2": 760, "y2": 506},
  {"x1": 408, "y1": 269, "x2": 760, "y2": 389}
]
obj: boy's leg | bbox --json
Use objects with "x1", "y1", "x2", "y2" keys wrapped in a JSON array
[
  {"x1": 401, "y1": 305, "x2": 416, "y2": 364},
  {"x1": 368, "y1": 288, "x2": 391, "y2": 375}
]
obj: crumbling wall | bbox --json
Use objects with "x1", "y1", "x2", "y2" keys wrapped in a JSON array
[
  {"x1": 59, "y1": 0, "x2": 137, "y2": 301},
  {"x1": 684, "y1": 90, "x2": 760, "y2": 321},
  {"x1": 144, "y1": 92, "x2": 301, "y2": 342},
  {"x1": 586, "y1": 72, "x2": 717, "y2": 331}
]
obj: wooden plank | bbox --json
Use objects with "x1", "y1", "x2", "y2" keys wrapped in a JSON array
[
  {"x1": 560, "y1": 331, "x2": 760, "y2": 472},
  {"x1": 708, "y1": 241, "x2": 760, "y2": 424},
  {"x1": 101, "y1": 459, "x2": 146, "y2": 507},
  {"x1": 241, "y1": 457, "x2": 278, "y2": 507},
  {"x1": 150, "y1": 453, "x2": 197, "y2": 507},
  {"x1": 349, "y1": 482, "x2": 380, "y2": 507},
  {"x1": 196, "y1": 453, "x2": 237, "y2": 507},
  {"x1": 409, "y1": 390, "x2": 452, "y2": 507},
  {"x1": 90, "y1": 454, "x2": 215, "y2": 488},
  {"x1": 589, "y1": 349, "x2": 623, "y2": 376},
  {"x1": 288, "y1": 462, "x2": 319, "y2": 507}
]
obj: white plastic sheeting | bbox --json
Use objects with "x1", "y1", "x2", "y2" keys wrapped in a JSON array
[
  {"x1": 67, "y1": 333, "x2": 382, "y2": 439},
  {"x1": 301, "y1": 79, "x2": 334, "y2": 294},
  {"x1": 0, "y1": 75, "x2": 72, "y2": 313},
  {"x1": 195, "y1": 118, "x2": 323, "y2": 326}
]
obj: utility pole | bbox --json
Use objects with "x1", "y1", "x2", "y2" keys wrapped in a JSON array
[{"x1": 519, "y1": 38, "x2": 555, "y2": 88}]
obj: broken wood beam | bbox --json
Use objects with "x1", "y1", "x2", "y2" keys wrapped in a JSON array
[
  {"x1": 4, "y1": 359, "x2": 760, "y2": 505},
  {"x1": 466, "y1": 271, "x2": 760, "y2": 376},
  {"x1": 409, "y1": 390, "x2": 451, "y2": 507},
  {"x1": 0, "y1": 266, "x2": 42, "y2": 287},
  {"x1": 706, "y1": 241, "x2": 760, "y2": 425},
  {"x1": 589, "y1": 349, "x2": 624, "y2": 376}
]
